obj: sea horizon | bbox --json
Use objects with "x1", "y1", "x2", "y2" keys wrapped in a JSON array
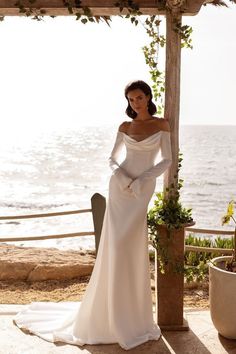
[{"x1": 0, "y1": 124, "x2": 235, "y2": 250}]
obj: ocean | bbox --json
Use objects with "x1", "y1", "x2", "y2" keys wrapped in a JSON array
[{"x1": 0, "y1": 125, "x2": 235, "y2": 250}]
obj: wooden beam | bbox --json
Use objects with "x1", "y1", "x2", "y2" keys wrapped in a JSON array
[
  {"x1": 0, "y1": 0, "x2": 165, "y2": 16},
  {"x1": 183, "y1": 0, "x2": 209, "y2": 14},
  {"x1": 0, "y1": 0, "x2": 210, "y2": 17}
]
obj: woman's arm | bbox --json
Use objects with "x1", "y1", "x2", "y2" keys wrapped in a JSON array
[
  {"x1": 108, "y1": 128, "x2": 133, "y2": 190},
  {"x1": 138, "y1": 131, "x2": 172, "y2": 180},
  {"x1": 129, "y1": 130, "x2": 172, "y2": 197}
]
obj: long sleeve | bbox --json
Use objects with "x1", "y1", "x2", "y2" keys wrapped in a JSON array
[
  {"x1": 129, "y1": 131, "x2": 172, "y2": 197},
  {"x1": 108, "y1": 131, "x2": 133, "y2": 190}
]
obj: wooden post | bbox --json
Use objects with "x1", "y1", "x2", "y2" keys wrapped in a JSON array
[
  {"x1": 164, "y1": 8, "x2": 182, "y2": 189},
  {"x1": 156, "y1": 7, "x2": 187, "y2": 329},
  {"x1": 91, "y1": 193, "x2": 106, "y2": 256},
  {"x1": 155, "y1": 225, "x2": 191, "y2": 330}
]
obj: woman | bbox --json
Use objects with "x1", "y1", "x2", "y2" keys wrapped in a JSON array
[{"x1": 14, "y1": 80, "x2": 172, "y2": 351}]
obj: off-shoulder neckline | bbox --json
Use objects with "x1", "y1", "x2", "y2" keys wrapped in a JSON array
[{"x1": 119, "y1": 130, "x2": 168, "y2": 143}]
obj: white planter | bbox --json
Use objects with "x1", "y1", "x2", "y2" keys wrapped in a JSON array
[{"x1": 209, "y1": 256, "x2": 236, "y2": 339}]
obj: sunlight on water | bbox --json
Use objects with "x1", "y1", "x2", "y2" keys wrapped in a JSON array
[{"x1": 0, "y1": 124, "x2": 235, "y2": 250}]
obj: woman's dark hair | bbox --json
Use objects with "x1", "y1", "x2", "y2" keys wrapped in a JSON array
[{"x1": 124, "y1": 80, "x2": 157, "y2": 119}]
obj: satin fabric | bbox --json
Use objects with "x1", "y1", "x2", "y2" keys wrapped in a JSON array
[{"x1": 14, "y1": 130, "x2": 172, "y2": 350}]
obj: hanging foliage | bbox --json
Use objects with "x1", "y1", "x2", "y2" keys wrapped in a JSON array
[
  {"x1": 141, "y1": 15, "x2": 166, "y2": 113},
  {"x1": 1, "y1": 0, "x2": 195, "y2": 109}
]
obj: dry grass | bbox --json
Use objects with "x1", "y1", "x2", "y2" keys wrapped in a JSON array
[
  {"x1": 0, "y1": 274, "x2": 209, "y2": 309},
  {"x1": 184, "y1": 283, "x2": 209, "y2": 309},
  {"x1": 0, "y1": 276, "x2": 90, "y2": 304}
]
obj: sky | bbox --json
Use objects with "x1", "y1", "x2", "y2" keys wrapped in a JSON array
[{"x1": 0, "y1": 4, "x2": 235, "y2": 134}]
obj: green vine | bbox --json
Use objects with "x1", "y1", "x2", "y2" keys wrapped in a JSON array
[
  {"x1": 12, "y1": 0, "x2": 112, "y2": 24},
  {"x1": 113, "y1": 4, "x2": 193, "y2": 113},
  {"x1": 147, "y1": 153, "x2": 193, "y2": 273},
  {"x1": 113, "y1": 4, "x2": 166, "y2": 113},
  {"x1": 2, "y1": 1, "x2": 194, "y2": 117},
  {"x1": 148, "y1": 153, "x2": 193, "y2": 230},
  {"x1": 3, "y1": 1, "x2": 193, "y2": 98},
  {"x1": 63, "y1": 0, "x2": 112, "y2": 25},
  {"x1": 174, "y1": 20, "x2": 193, "y2": 49},
  {"x1": 141, "y1": 16, "x2": 165, "y2": 114},
  {"x1": 114, "y1": 0, "x2": 142, "y2": 25},
  {"x1": 14, "y1": 0, "x2": 46, "y2": 21}
]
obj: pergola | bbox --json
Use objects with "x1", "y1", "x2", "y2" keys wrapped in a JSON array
[{"x1": 0, "y1": 0, "x2": 216, "y2": 329}]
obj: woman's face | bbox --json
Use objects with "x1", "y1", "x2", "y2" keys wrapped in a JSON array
[{"x1": 127, "y1": 89, "x2": 150, "y2": 114}]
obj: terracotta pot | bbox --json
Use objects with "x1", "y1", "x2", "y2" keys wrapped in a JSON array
[{"x1": 209, "y1": 256, "x2": 236, "y2": 339}]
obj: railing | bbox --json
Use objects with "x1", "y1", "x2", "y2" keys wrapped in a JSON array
[
  {"x1": 0, "y1": 193, "x2": 106, "y2": 255},
  {"x1": 0, "y1": 195, "x2": 234, "y2": 256},
  {"x1": 185, "y1": 226, "x2": 235, "y2": 255}
]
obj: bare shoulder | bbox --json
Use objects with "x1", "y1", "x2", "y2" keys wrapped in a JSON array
[
  {"x1": 153, "y1": 117, "x2": 170, "y2": 132},
  {"x1": 118, "y1": 121, "x2": 131, "y2": 133}
]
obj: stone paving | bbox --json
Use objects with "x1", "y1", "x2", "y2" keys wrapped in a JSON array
[{"x1": 1, "y1": 305, "x2": 236, "y2": 354}]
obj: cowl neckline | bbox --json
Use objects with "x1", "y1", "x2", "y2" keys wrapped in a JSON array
[{"x1": 121, "y1": 130, "x2": 163, "y2": 143}]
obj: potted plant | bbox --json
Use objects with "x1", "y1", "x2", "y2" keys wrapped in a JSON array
[
  {"x1": 147, "y1": 155, "x2": 194, "y2": 328},
  {"x1": 208, "y1": 200, "x2": 236, "y2": 339}
]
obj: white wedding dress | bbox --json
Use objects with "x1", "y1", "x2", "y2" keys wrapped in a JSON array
[{"x1": 14, "y1": 129, "x2": 172, "y2": 351}]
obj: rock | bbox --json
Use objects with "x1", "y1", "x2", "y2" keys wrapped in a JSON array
[{"x1": 0, "y1": 244, "x2": 95, "y2": 281}]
